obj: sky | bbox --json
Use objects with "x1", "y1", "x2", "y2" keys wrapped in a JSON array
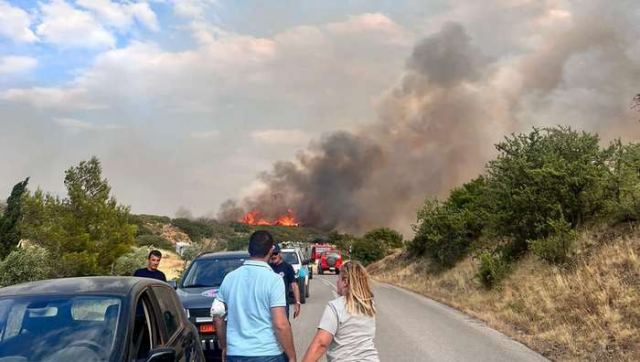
[{"x1": 1, "y1": 0, "x2": 639, "y2": 232}]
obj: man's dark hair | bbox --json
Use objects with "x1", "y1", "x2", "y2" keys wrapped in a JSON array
[
  {"x1": 248, "y1": 230, "x2": 274, "y2": 257},
  {"x1": 148, "y1": 250, "x2": 162, "y2": 259}
]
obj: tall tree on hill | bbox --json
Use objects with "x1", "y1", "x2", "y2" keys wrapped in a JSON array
[{"x1": 0, "y1": 178, "x2": 29, "y2": 259}]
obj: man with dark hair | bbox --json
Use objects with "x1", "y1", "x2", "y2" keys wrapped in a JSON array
[
  {"x1": 211, "y1": 230, "x2": 297, "y2": 362},
  {"x1": 133, "y1": 250, "x2": 167, "y2": 282},
  {"x1": 270, "y1": 244, "x2": 301, "y2": 320}
]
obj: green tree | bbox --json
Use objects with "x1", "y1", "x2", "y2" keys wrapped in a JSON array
[
  {"x1": 351, "y1": 237, "x2": 385, "y2": 266},
  {"x1": 0, "y1": 177, "x2": 29, "y2": 259},
  {"x1": 21, "y1": 157, "x2": 135, "y2": 276},
  {"x1": 484, "y1": 127, "x2": 608, "y2": 258},
  {"x1": 362, "y1": 228, "x2": 403, "y2": 249}
]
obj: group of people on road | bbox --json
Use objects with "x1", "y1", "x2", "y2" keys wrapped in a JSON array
[
  {"x1": 133, "y1": 230, "x2": 379, "y2": 362},
  {"x1": 212, "y1": 230, "x2": 379, "y2": 362}
]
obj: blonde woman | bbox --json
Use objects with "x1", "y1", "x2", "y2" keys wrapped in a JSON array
[{"x1": 302, "y1": 261, "x2": 379, "y2": 362}]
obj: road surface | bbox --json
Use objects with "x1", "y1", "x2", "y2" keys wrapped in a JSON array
[{"x1": 291, "y1": 274, "x2": 548, "y2": 362}]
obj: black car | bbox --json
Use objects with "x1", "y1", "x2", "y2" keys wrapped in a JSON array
[
  {"x1": 0, "y1": 276, "x2": 205, "y2": 362},
  {"x1": 175, "y1": 251, "x2": 249, "y2": 361}
]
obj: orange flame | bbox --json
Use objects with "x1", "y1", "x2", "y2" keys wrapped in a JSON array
[{"x1": 241, "y1": 209, "x2": 299, "y2": 227}]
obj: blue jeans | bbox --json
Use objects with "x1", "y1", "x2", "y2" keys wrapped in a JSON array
[{"x1": 227, "y1": 354, "x2": 287, "y2": 362}]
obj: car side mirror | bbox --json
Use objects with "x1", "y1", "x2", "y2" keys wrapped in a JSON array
[
  {"x1": 302, "y1": 259, "x2": 310, "y2": 265},
  {"x1": 146, "y1": 347, "x2": 177, "y2": 362},
  {"x1": 167, "y1": 280, "x2": 177, "y2": 289}
]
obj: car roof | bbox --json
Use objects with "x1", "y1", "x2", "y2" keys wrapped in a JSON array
[
  {"x1": 0, "y1": 276, "x2": 166, "y2": 297},
  {"x1": 196, "y1": 250, "x2": 250, "y2": 260},
  {"x1": 281, "y1": 248, "x2": 298, "y2": 252}
]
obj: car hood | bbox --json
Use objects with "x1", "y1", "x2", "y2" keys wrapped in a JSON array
[{"x1": 176, "y1": 286, "x2": 219, "y2": 309}]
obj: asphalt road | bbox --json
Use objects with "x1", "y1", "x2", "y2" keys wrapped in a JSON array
[{"x1": 291, "y1": 274, "x2": 548, "y2": 362}]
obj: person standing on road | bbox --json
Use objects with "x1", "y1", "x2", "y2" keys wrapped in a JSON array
[
  {"x1": 133, "y1": 249, "x2": 167, "y2": 282},
  {"x1": 211, "y1": 230, "x2": 297, "y2": 362},
  {"x1": 270, "y1": 244, "x2": 301, "y2": 320},
  {"x1": 302, "y1": 261, "x2": 379, "y2": 362}
]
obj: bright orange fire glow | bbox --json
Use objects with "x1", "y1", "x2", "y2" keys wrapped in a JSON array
[{"x1": 241, "y1": 209, "x2": 299, "y2": 227}]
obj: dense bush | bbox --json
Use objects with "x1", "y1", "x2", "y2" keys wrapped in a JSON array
[
  {"x1": 363, "y1": 228, "x2": 403, "y2": 249},
  {"x1": 351, "y1": 237, "x2": 386, "y2": 266},
  {"x1": 226, "y1": 235, "x2": 249, "y2": 251},
  {"x1": 136, "y1": 234, "x2": 175, "y2": 251},
  {"x1": 530, "y1": 217, "x2": 577, "y2": 264},
  {"x1": 477, "y1": 252, "x2": 510, "y2": 289},
  {"x1": 113, "y1": 247, "x2": 150, "y2": 276},
  {"x1": 0, "y1": 246, "x2": 55, "y2": 286},
  {"x1": 410, "y1": 177, "x2": 487, "y2": 266},
  {"x1": 484, "y1": 127, "x2": 609, "y2": 259}
]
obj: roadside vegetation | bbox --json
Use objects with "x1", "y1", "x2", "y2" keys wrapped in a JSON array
[{"x1": 368, "y1": 126, "x2": 640, "y2": 360}]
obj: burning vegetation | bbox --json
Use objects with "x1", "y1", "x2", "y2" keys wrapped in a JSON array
[{"x1": 241, "y1": 209, "x2": 299, "y2": 227}]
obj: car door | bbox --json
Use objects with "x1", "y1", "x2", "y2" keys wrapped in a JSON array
[
  {"x1": 152, "y1": 285, "x2": 200, "y2": 362},
  {"x1": 128, "y1": 290, "x2": 163, "y2": 362}
]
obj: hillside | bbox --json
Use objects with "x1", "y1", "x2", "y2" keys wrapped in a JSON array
[{"x1": 369, "y1": 225, "x2": 640, "y2": 361}]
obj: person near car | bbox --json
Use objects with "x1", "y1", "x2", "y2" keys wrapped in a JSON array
[
  {"x1": 270, "y1": 243, "x2": 301, "y2": 320},
  {"x1": 302, "y1": 260, "x2": 379, "y2": 362},
  {"x1": 211, "y1": 230, "x2": 297, "y2": 362},
  {"x1": 133, "y1": 249, "x2": 167, "y2": 282}
]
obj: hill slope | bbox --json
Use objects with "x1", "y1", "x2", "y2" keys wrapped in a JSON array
[{"x1": 369, "y1": 225, "x2": 640, "y2": 361}]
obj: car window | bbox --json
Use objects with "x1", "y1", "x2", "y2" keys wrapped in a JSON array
[
  {"x1": 282, "y1": 251, "x2": 299, "y2": 265},
  {"x1": 181, "y1": 257, "x2": 245, "y2": 288},
  {"x1": 130, "y1": 292, "x2": 157, "y2": 362},
  {"x1": 0, "y1": 296, "x2": 122, "y2": 362},
  {"x1": 152, "y1": 287, "x2": 182, "y2": 340}
]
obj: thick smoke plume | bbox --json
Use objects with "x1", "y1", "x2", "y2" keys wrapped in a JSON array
[{"x1": 220, "y1": 0, "x2": 640, "y2": 234}]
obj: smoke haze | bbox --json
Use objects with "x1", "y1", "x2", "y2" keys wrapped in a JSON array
[{"x1": 220, "y1": 0, "x2": 640, "y2": 234}]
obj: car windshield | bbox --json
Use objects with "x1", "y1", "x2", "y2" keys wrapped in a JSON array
[
  {"x1": 0, "y1": 295, "x2": 122, "y2": 362},
  {"x1": 282, "y1": 251, "x2": 299, "y2": 265},
  {"x1": 181, "y1": 257, "x2": 246, "y2": 288}
]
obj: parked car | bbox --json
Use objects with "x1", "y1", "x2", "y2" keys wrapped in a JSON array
[
  {"x1": 0, "y1": 276, "x2": 204, "y2": 362},
  {"x1": 281, "y1": 247, "x2": 311, "y2": 304},
  {"x1": 175, "y1": 251, "x2": 248, "y2": 362},
  {"x1": 318, "y1": 249, "x2": 343, "y2": 275}
]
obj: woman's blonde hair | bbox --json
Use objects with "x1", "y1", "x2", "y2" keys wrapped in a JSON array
[{"x1": 340, "y1": 261, "x2": 376, "y2": 317}]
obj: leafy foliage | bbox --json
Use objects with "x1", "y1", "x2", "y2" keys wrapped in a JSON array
[
  {"x1": 20, "y1": 157, "x2": 135, "y2": 277},
  {"x1": 484, "y1": 127, "x2": 608, "y2": 259},
  {"x1": 351, "y1": 237, "x2": 386, "y2": 266},
  {"x1": 410, "y1": 177, "x2": 487, "y2": 266},
  {"x1": 0, "y1": 178, "x2": 29, "y2": 259},
  {"x1": 0, "y1": 246, "x2": 54, "y2": 286},
  {"x1": 530, "y1": 217, "x2": 577, "y2": 264},
  {"x1": 363, "y1": 228, "x2": 403, "y2": 249},
  {"x1": 136, "y1": 234, "x2": 175, "y2": 251},
  {"x1": 477, "y1": 252, "x2": 510, "y2": 289},
  {"x1": 112, "y1": 247, "x2": 150, "y2": 276}
]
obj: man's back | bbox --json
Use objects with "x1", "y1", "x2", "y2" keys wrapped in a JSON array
[{"x1": 217, "y1": 259, "x2": 286, "y2": 357}]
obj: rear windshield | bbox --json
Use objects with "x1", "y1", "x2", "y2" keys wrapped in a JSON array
[
  {"x1": 181, "y1": 257, "x2": 246, "y2": 288},
  {"x1": 0, "y1": 295, "x2": 122, "y2": 362}
]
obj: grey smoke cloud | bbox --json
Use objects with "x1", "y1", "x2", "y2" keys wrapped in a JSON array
[{"x1": 222, "y1": 0, "x2": 640, "y2": 234}]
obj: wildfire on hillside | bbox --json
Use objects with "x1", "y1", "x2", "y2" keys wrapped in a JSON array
[{"x1": 241, "y1": 209, "x2": 300, "y2": 227}]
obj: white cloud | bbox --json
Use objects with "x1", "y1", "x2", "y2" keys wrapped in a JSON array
[
  {"x1": 251, "y1": 129, "x2": 311, "y2": 145},
  {"x1": 36, "y1": 0, "x2": 116, "y2": 49},
  {"x1": 173, "y1": 0, "x2": 219, "y2": 19},
  {"x1": 54, "y1": 117, "x2": 125, "y2": 130},
  {"x1": 0, "y1": 56, "x2": 38, "y2": 75},
  {"x1": 76, "y1": 0, "x2": 159, "y2": 32},
  {"x1": 0, "y1": 1, "x2": 38, "y2": 42},
  {"x1": 190, "y1": 130, "x2": 220, "y2": 139},
  {"x1": 1, "y1": 87, "x2": 104, "y2": 110}
]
